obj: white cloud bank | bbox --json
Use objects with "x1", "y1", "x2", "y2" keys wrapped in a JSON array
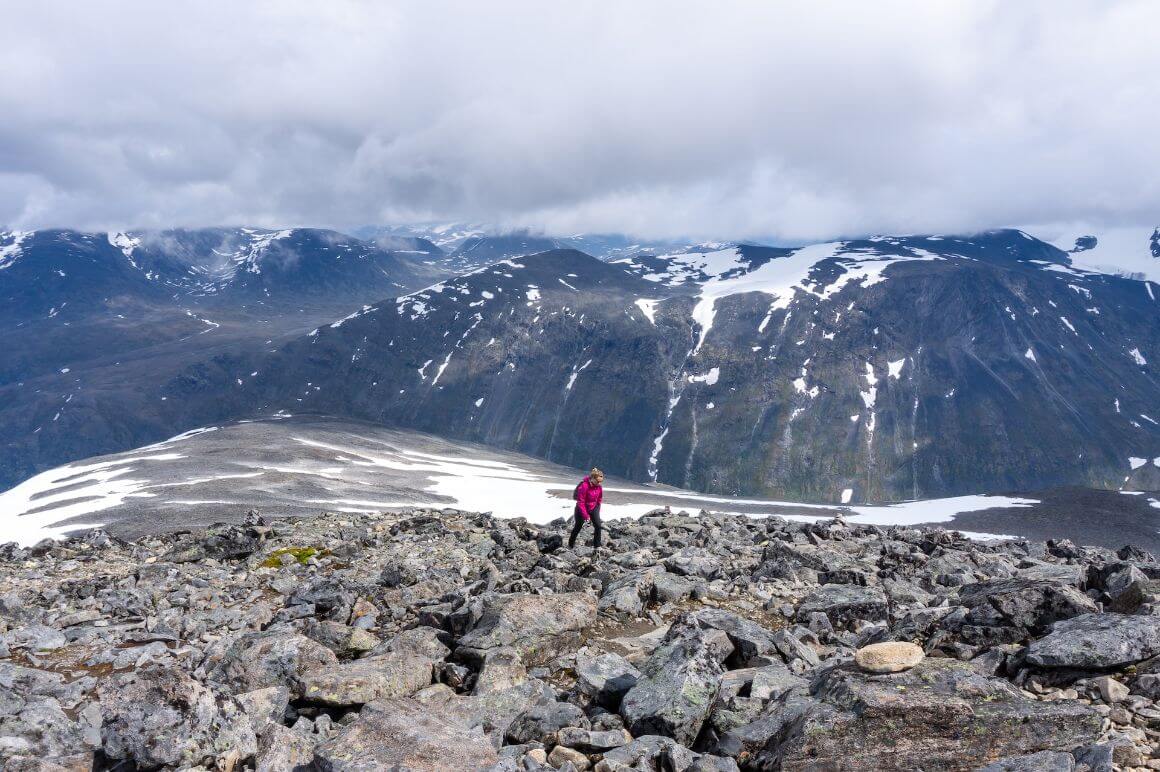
[{"x1": 2, "y1": 1, "x2": 1159, "y2": 241}]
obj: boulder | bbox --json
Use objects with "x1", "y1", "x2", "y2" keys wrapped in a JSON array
[
  {"x1": 234, "y1": 685, "x2": 290, "y2": 728},
  {"x1": 556, "y1": 726, "x2": 631, "y2": 752},
  {"x1": 599, "y1": 734, "x2": 739, "y2": 772},
  {"x1": 599, "y1": 567, "x2": 665, "y2": 616},
  {"x1": 954, "y1": 579, "x2": 1099, "y2": 645},
  {"x1": 504, "y1": 701, "x2": 589, "y2": 745},
  {"x1": 549, "y1": 744, "x2": 591, "y2": 770},
  {"x1": 749, "y1": 664, "x2": 808, "y2": 702},
  {"x1": 974, "y1": 750, "x2": 1075, "y2": 771},
  {"x1": 854, "y1": 641, "x2": 924, "y2": 673},
  {"x1": 1024, "y1": 613, "x2": 1160, "y2": 669},
  {"x1": 313, "y1": 698, "x2": 498, "y2": 771},
  {"x1": 795, "y1": 585, "x2": 888, "y2": 629},
  {"x1": 575, "y1": 650, "x2": 641, "y2": 709},
  {"x1": 204, "y1": 631, "x2": 338, "y2": 697},
  {"x1": 300, "y1": 650, "x2": 433, "y2": 706},
  {"x1": 256, "y1": 723, "x2": 317, "y2": 772},
  {"x1": 405, "y1": 678, "x2": 556, "y2": 747},
  {"x1": 98, "y1": 665, "x2": 221, "y2": 769},
  {"x1": 663, "y1": 547, "x2": 724, "y2": 579},
  {"x1": 620, "y1": 626, "x2": 732, "y2": 745},
  {"x1": 765, "y1": 659, "x2": 1101, "y2": 770},
  {"x1": 457, "y1": 592, "x2": 596, "y2": 655},
  {"x1": 1097, "y1": 563, "x2": 1160, "y2": 613},
  {"x1": 652, "y1": 572, "x2": 696, "y2": 603},
  {"x1": 305, "y1": 620, "x2": 379, "y2": 656},
  {"x1": 681, "y1": 608, "x2": 780, "y2": 666},
  {"x1": 473, "y1": 647, "x2": 527, "y2": 695},
  {"x1": 375, "y1": 626, "x2": 451, "y2": 660}
]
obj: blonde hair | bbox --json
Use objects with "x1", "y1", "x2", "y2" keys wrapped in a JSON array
[{"x1": 590, "y1": 467, "x2": 604, "y2": 479}]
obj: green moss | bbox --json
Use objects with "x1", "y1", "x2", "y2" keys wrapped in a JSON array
[{"x1": 260, "y1": 546, "x2": 328, "y2": 568}]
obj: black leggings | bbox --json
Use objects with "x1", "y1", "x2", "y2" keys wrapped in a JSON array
[{"x1": 568, "y1": 504, "x2": 602, "y2": 548}]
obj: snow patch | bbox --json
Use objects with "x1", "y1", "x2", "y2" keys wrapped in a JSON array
[
  {"x1": 634, "y1": 299, "x2": 660, "y2": 325},
  {"x1": 688, "y1": 367, "x2": 720, "y2": 386}
]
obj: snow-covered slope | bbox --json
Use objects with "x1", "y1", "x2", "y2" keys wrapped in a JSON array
[
  {"x1": 1036, "y1": 224, "x2": 1160, "y2": 283},
  {"x1": 1, "y1": 415, "x2": 1107, "y2": 547}
]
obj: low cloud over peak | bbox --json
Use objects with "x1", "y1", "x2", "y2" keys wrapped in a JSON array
[{"x1": 3, "y1": 1, "x2": 1159, "y2": 241}]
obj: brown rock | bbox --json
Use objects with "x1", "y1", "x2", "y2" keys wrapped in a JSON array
[{"x1": 854, "y1": 641, "x2": 925, "y2": 673}]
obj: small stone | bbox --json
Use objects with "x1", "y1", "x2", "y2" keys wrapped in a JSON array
[
  {"x1": 853, "y1": 641, "x2": 924, "y2": 674},
  {"x1": 548, "y1": 745, "x2": 590, "y2": 770},
  {"x1": 1096, "y1": 675, "x2": 1130, "y2": 703},
  {"x1": 1110, "y1": 706, "x2": 1133, "y2": 724}
]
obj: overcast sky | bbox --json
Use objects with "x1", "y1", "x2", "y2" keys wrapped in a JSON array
[{"x1": 2, "y1": 1, "x2": 1159, "y2": 241}]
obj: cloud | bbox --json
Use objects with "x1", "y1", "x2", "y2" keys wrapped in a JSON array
[{"x1": 2, "y1": 0, "x2": 1159, "y2": 241}]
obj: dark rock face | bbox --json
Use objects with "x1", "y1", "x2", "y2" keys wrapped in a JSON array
[
  {"x1": 1025, "y1": 613, "x2": 1160, "y2": 669},
  {"x1": 769, "y1": 659, "x2": 1102, "y2": 770},
  {"x1": 953, "y1": 578, "x2": 1100, "y2": 645},
  {"x1": 3, "y1": 506, "x2": 1160, "y2": 770}
]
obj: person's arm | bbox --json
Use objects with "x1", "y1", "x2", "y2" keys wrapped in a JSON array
[{"x1": 576, "y1": 480, "x2": 591, "y2": 519}]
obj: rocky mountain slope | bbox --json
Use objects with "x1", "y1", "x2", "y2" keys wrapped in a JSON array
[
  {"x1": 0, "y1": 228, "x2": 448, "y2": 490},
  {"x1": 211, "y1": 230, "x2": 1160, "y2": 503},
  {"x1": 4, "y1": 226, "x2": 1158, "y2": 506},
  {"x1": 3, "y1": 506, "x2": 1159, "y2": 770}
]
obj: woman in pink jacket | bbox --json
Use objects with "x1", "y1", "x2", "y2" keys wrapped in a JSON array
[{"x1": 568, "y1": 468, "x2": 604, "y2": 549}]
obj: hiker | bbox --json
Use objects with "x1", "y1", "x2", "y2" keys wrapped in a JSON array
[{"x1": 569, "y1": 467, "x2": 604, "y2": 549}]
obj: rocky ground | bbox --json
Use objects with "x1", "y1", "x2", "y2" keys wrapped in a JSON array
[{"x1": 2, "y1": 508, "x2": 1160, "y2": 771}]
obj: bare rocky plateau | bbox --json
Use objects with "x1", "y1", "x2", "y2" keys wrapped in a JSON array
[{"x1": 3, "y1": 506, "x2": 1160, "y2": 771}]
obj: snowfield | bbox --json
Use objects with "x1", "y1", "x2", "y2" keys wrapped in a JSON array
[{"x1": 0, "y1": 415, "x2": 1067, "y2": 547}]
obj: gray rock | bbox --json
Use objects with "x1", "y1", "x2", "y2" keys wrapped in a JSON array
[
  {"x1": 599, "y1": 567, "x2": 665, "y2": 616},
  {"x1": 432, "y1": 679, "x2": 558, "y2": 746},
  {"x1": 795, "y1": 585, "x2": 888, "y2": 629},
  {"x1": 305, "y1": 619, "x2": 380, "y2": 655},
  {"x1": 771, "y1": 629, "x2": 820, "y2": 667},
  {"x1": 748, "y1": 663, "x2": 808, "y2": 702},
  {"x1": 599, "y1": 735, "x2": 739, "y2": 772},
  {"x1": 378, "y1": 626, "x2": 451, "y2": 660},
  {"x1": 1025, "y1": 613, "x2": 1160, "y2": 669},
  {"x1": 3, "y1": 625, "x2": 67, "y2": 653},
  {"x1": 664, "y1": 547, "x2": 723, "y2": 579},
  {"x1": 204, "y1": 630, "x2": 338, "y2": 697},
  {"x1": 652, "y1": 572, "x2": 696, "y2": 603},
  {"x1": 681, "y1": 608, "x2": 780, "y2": 665},
  {"x1": 256, "y1": 723, "x2": 317, "y2": 772},
  {"x1": 98, "y1": 665, "x2": 221, "y2": 769},
  {"x1": 556, "y1": 726, "x2": 630, "y2": 751},
  {"x1": 974, "y1": 750, "x2": 1075, "y2": 771},
  {"x1": 766, "y1": 659, "x2": 1101, "y2": 770},
  {"x1": 505, "y1": 702, "x2": 589, "y2": 745},
  {"x1": 235, "y1": 685, "x2": 290, "y2": 728},
  {"x1": 473, "y1": 647, "x2": 527, "y2": 695},
  {"x1": 457, "y1": 592, "x2": 596, "y2": 654},
  {"x1": 299, "y1": 650, "x2": 433, "y2": 706},
  {"x1": 954, "y1": 578, "x2": 1099, "y2": 645},
  {"x1": 313, "y1": 697, "x2": 499, "y2": 771},
  {"x1": 575, "y1": 650, "x2": 641, "y2": 709},
  {"x1": 620, "y1": 626, "x2": 731, "y2": 744}
]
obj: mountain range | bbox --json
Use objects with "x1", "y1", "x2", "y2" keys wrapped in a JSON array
[{"x1": 1, "y1": 224, "x2": 1158, "y2": 507}]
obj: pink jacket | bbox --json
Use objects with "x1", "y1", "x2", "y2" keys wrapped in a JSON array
[{"x1": 575, "y1": 477, "x2": 603, "y2": 520}]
